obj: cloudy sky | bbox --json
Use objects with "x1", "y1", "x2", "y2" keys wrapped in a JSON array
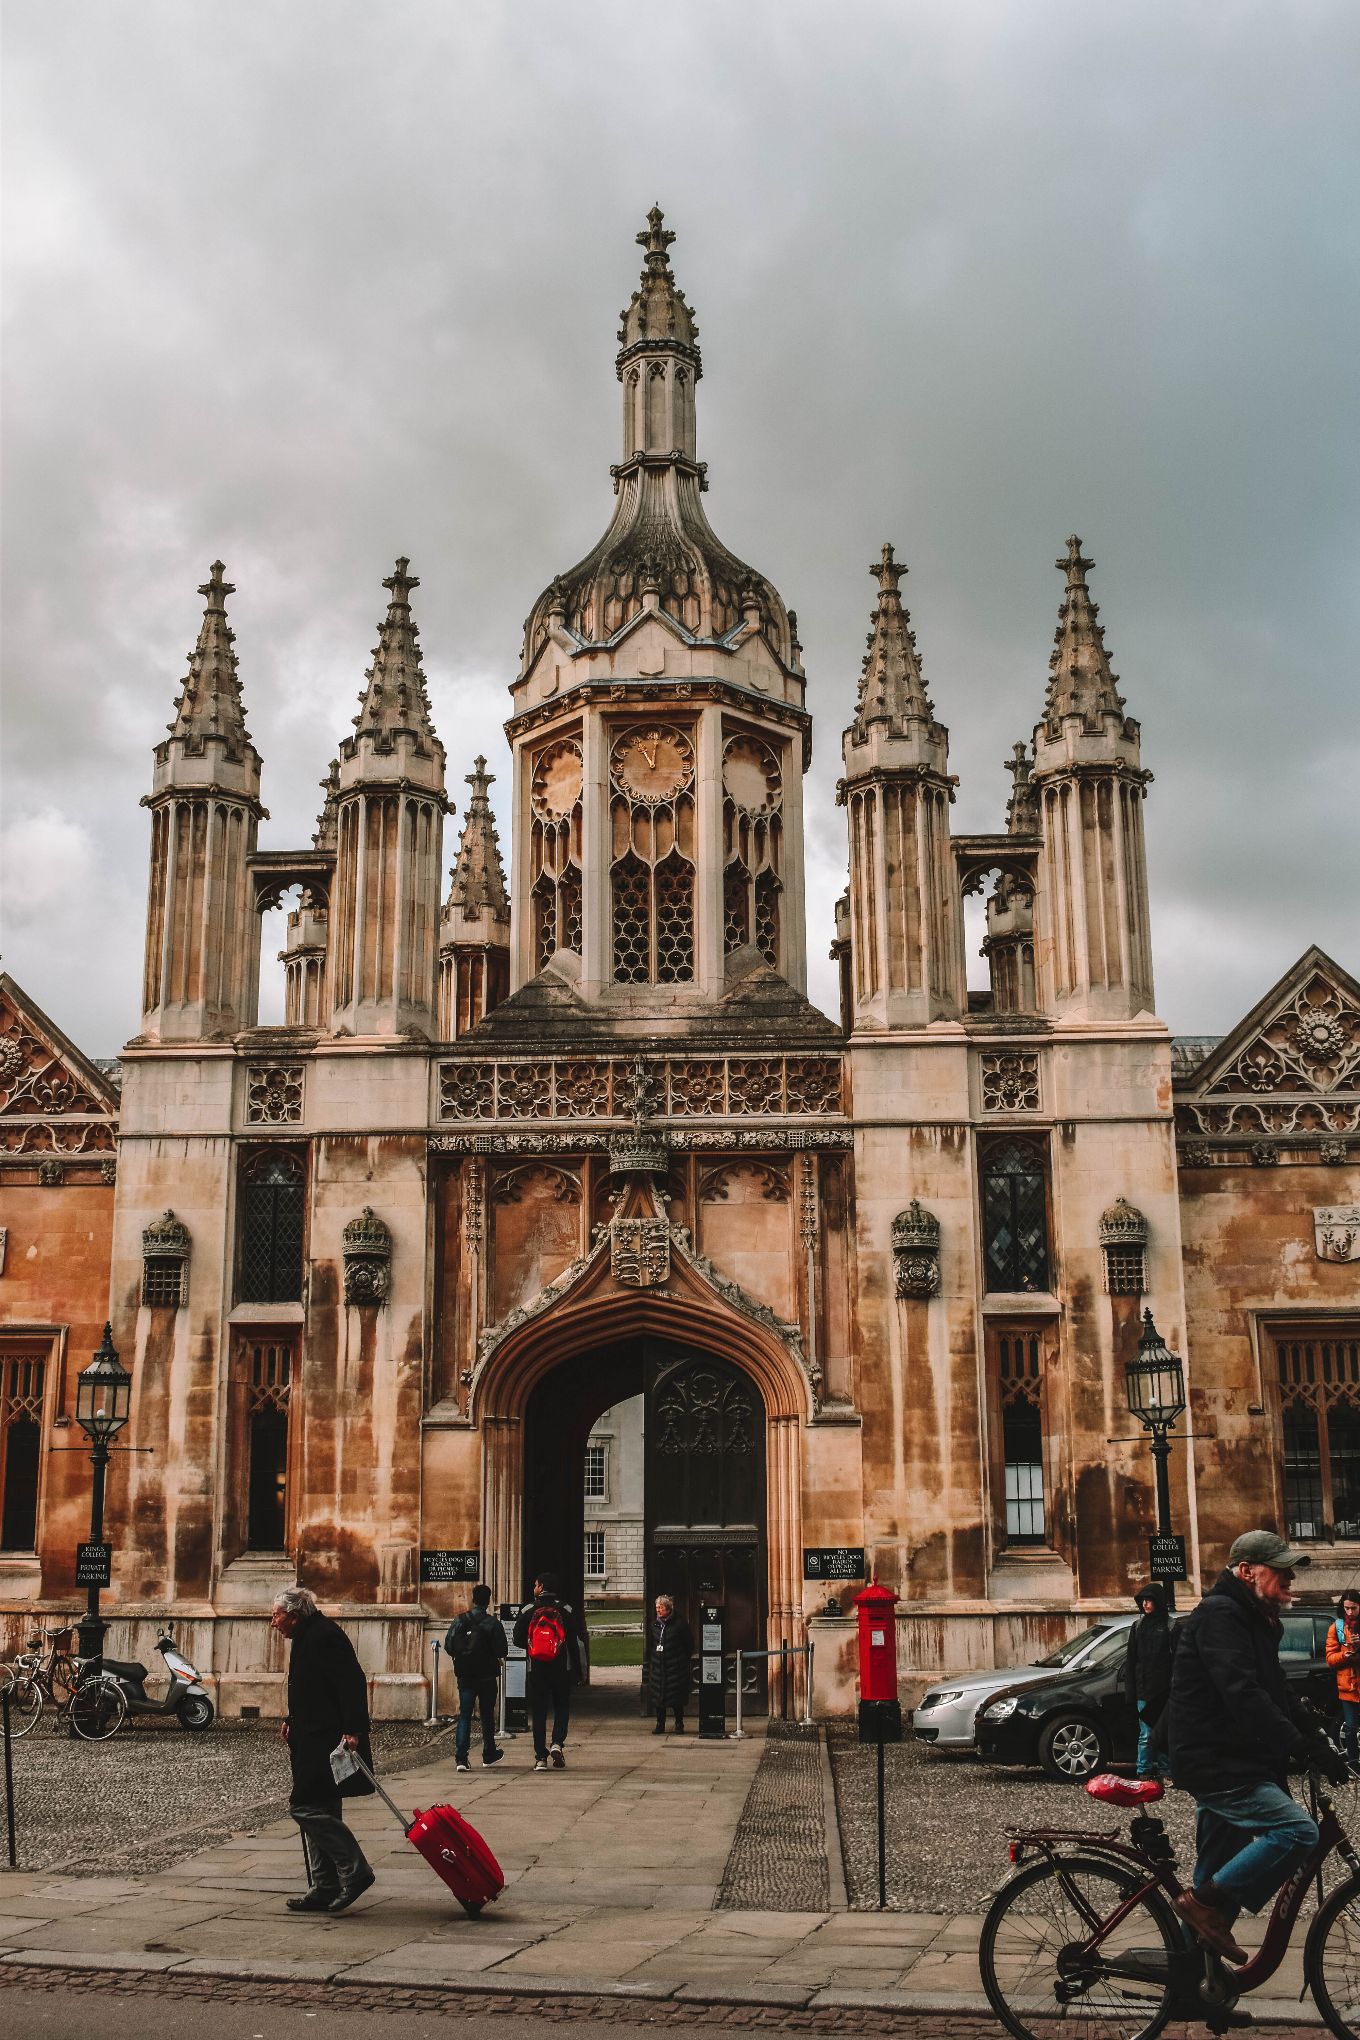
[{"x1": 4, "y1": 1, "x2": 1356, "y2": 1055}]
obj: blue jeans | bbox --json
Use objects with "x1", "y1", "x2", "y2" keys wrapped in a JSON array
[
  {"x1": 1136, "y1": 1703, "x2": 1165, "y2": 1779},
  {"x1": 1341, "y1": 1700, "x2": 1360, "y2": 1771},
  {"x1": 455, "y1": 1677, "x2": 498, "y2": 1763},
  {"x1": 1193, "y1": 1780, "x2": 1319, "y2": 1916}
]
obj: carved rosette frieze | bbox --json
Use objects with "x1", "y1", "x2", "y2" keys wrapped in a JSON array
[
  {"x1": 247, "y1": 1063, "x2": 304, "y2": 1125},
  {"x1": 891, "y1": 1200, "x2": 941, "y2": 1299},
  {"x1": 37, "y1": 1157, "x2": 64, "y2": 1187},
  {"x1": 1178, "y1": 1141, "x2": 1215, "y2": 1168},
  {"x1": 981, "y1": 1050, "x2": 1040, "y2": 1113},
  {"x1": 1320, "y1": 1138, "x2": 1350, "y2": 1165},
  {"x1": 437, "y1": 1053, "x2": 842, "y2": 1122},
  {"x1": 0, "y1": 1122, "x2": 117, "y2": 1157},
  {"x1": 430, "y1": 1126, "x2": 855, "y2": 1157},
  {"x1": 1175, "y1": 1100, "x2": 1360, "y2": 1140},
  {"x1": 342, "y1": 1207, "x2": 391, "y2": 1305}
]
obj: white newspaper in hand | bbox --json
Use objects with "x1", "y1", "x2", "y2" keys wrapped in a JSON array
[{"x1": 329, "y1": 1740, "x2": 361, "y2": 1785}]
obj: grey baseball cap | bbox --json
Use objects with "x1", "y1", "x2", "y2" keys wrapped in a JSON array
[{"x1": 1228, "y1": 1529, "x2": 1312, "y2": 1570}]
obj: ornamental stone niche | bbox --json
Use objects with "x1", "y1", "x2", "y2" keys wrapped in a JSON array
[
  {"x1": 892, "y1": 1200, "x2": 941, "y2": 1299},
  {"x1": 342, "y1": 1208, "x2": 392, "y2": 1305},
  {"x1": 142, "y1": 1209, "x2": 191, "y2": 1307},
  {"x1": 1099, "y1": 1197, "x2": 1148, "y2": 1296}
]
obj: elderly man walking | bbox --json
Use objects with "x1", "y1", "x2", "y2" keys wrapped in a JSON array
[{"x1": 272, "y1": 1586, "x2": 377, "y2": 1914}]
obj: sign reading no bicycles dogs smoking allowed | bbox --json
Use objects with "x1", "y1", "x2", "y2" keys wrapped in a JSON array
[
  {"x1": 419, "y1": 1549, "x2": 480, "y2": 1584},
  {"x1": 75, "y1": 1542, "x2": 112, "y2": 1588},
  {"x1": 1148, "y1": 1533, "x2": 1187, "y2": 1581},
  {"x1": 803, "y1": 1547, "x2": 865, "y2": 1581}
]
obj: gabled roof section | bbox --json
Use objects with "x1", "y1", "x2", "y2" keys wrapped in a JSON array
[
  {"x1": 0, "y1": 973, "x2": 120, "y2": 1119},
  {"x1": 1173, "y1": 947, "x2": 1360, "y2": 1099}
]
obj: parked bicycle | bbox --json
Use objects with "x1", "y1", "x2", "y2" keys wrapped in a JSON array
[
  {"x1": 981, "y1": 1758, "x2": 1360, "y2": 2039},
  {"x1": 0, "y1": 1625, "x2": 126, "y2": 1741}
]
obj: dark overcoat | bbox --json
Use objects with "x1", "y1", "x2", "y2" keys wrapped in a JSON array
[
  {"x1": 286, "y1": 1610, "x2": 375, "y2": 1805},
  {"x1": 1125, "y1": 1580, "x2": 1177, "y2": 1711},
  {"x1": 648, "y1": 1615, "x2": 694, "y2": 1712},
  {"x1": 1166, "y1": 1568, "x2": 1307, "y2": 1795}
]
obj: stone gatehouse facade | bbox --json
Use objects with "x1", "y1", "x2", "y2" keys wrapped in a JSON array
[{"x1": 1, "y1": 211, "x2": 1357, "y2": 1714}]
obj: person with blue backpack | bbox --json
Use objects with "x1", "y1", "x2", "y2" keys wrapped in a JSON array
[
  {"x1": 1325, "y1": 1588, "x2": 1360, "y2": 1775},
  {"x1": 512, "y1": 1571, "x2": 582, "y2": 1771}
]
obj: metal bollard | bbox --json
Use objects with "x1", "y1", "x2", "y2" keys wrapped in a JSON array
[
  {"x1": 732, "y1": 1650, "x2": 745, "y2": 1739},
  {"x1": 2, "y1": 1688, "x2": 15, "y2": 1870},
  {"x1": 803, "y1": 1638, "x2": 815, "y2": 1725},
  {"x1": 779, "y1": 1638, "x2": 790, "y2": 1719},
  {"x1": 428, "y1": 1639, "x2": 442, "y2": 1726}
]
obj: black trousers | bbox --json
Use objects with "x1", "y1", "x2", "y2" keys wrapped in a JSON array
[
  {"x1": 528, "y1": 1664, "x2": 571, "y2": 1758},
  {"x1": 456, "y1": 1676, "x2": 499, "y2": 1761},
  {"x1": 291, "y1": 1796, "x2": 370, "y2": 1890},
  {"x1": 655, "y1": 1698, "x2": 686, "y2": 1728}
]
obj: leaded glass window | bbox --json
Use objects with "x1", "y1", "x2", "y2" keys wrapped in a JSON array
[
  {"x1": 238, "y1": 1149, "x2": 306, "y2": 1304},
  {"x1": 242, "y1": 1338, "x2": 293, "y2": 1550},
  {"x1": 981, "y1": 1138, "x2": 1050, "y2": 1293},
  {"x1": 1276, "y1": 1327, "x2": 1360, "y2": 1543},
  {"x1": 995, "y1": 1328, "x2": 1047, "y2": 1546},
  {"x1": 0, "y1": 1352, "x2": 44, "y2": 1551}
]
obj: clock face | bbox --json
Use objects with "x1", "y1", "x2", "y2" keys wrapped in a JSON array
[
  {"x1": 612, "y1": 727, "x2": 694, "y2": 805},
  {"x1": 531, "y1": 740, "x2": 583, "y2": 819},
  {"x1": 723, "y1": 736, "x2": 780, "y2": 815}
]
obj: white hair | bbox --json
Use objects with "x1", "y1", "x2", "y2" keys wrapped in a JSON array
[{"x1": 272, "y1": 1586, "x2": 318, "y2": 1620}]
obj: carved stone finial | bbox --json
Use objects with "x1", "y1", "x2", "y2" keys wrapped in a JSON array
[
  {"x1": 168, "y1": 560, "x2": 254, "y2": 762},
  {"x1": 854, "y1": 540, "x2": 933, "y2": 734},
  {"x1": 348, "y1": 558, "x2": 443, "y2": 764},
  {"x1": 637, "y1": 202, "x2": 677, "y2": 265},
  {"x1": 444, "y1": 756, "x2": 509, "y2": 920},
  {"x1": 1042, "y1": 534, "x2": 1128, "y2": 728}
]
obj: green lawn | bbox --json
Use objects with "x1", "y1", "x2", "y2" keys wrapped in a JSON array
[{"x1": 589, "y1": 1634, "x2": 644, "y2": 1667}]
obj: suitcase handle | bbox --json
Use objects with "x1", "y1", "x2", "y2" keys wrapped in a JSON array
[{"x1": 345, "y1": 1749, "x2": 413, "y2": 1836}]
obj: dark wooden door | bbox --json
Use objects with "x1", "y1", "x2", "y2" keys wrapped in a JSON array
[{"x1": 644, "y1": 1344, "x2": 767, "y2": 1709}]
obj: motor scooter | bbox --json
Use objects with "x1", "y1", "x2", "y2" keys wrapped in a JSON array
[{"x1": 101, "y1": 1629, "x2": 215, "y2": 1731}]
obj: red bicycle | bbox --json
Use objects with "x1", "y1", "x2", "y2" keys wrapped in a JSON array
[{"x1": 981, "y1": 1763, "x2": 1360, "y2": 2039}]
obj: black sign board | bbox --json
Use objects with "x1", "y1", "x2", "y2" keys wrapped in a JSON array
[
  {"x1": 697, "y1": 1600, "x2": 725, "y2": 1740},
  {"x1": 803, "y1": 1547, "x2": 865, "y2": 1582},
  {"x1": 1148, "y1": 1534, "x2": 1187, "y2": 1582},
  {"x1": 419, "y1": 1549, "x2": 480, "y2": 1584},
  {"x1": 75, "y1": 1542, "x2": 112, "y2": 1588}
]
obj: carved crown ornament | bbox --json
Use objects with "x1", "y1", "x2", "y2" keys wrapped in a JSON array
[
  {"x1": 891, "y1": 1200, "x2": 941, "y2": 1300},
  {"x1": 142, "y1": 1210, "x2": 191, "y2": 1260},
  {"x1": 342, "y1": 1207, "x2": 392, "y2": 1305}
]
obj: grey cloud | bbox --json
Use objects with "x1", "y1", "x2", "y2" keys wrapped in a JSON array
[{"x1": 2, "y1": 0, "x2": 1356, "y2": 1051}]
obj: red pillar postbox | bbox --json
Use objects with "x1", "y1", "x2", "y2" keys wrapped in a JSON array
[{"x1": 855, "y1": 1579, "x2": 903, "y2": 1743}]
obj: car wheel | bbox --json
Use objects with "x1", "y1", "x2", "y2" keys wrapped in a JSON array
[{"x1": 1038, "y1": 1713, "x2": 1106, "y2": 1782}]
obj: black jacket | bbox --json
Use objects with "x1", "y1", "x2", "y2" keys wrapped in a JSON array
[
  {"x1": 1126, "y1": 1580, "x2": 1177, "y2": 1710},
  {"x1": 286, "y1": 1610, "x2": 374, "y2": 1805},
  {"x1": 512, "y1": 1593, "x2": 582, "y2": 1678},
  {"x1": 648, "y1": 1615, "x2": 694, "y2": 1711},
  {"x1": 1167, "y1": 1569, "x2": 1307, "y2": 1794},
  {"x1": 446, "y1": 1606, "x2": 508, "y2": 1685}
]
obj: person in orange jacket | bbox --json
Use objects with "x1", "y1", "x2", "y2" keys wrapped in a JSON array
[{"x1": 1325, "y1": 1588, "x2": 1360, "y2": 1775}]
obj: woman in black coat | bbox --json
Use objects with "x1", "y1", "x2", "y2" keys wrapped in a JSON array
[
  {"x1": 273, "y1": 1588, "x2": 376, "y2": 1913},
  {"x1": 648, "y1": 1594, "x2": 693, "y2": 1735}
]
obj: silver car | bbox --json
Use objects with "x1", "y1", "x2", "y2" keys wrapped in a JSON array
[{"x1": 911, "y1": 1617, "x2": 1135, "y2": 1751}]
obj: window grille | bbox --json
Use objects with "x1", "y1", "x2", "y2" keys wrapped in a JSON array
[
  {"x1": 612, "y1": 853, "x2": 651, "y2": 983},
  {"x1": 238, "y1": 1150, "x2": 306, "y2": 1304},
  {"x1": 584, "y1": 1529, "x2": 606, "y2": 1578},
  {"x1": 142, "y1": 1258, "x2": 184, "y2": 1308},
  {"x1": 245, "y1": 1339, "x2": 293, "y2": 1551},
  {"x1": 584, "y1": 1440, "x2": 607, "y2": 1499},
  {"x1": 997, "y1": 1329, "x2": 1046, "y2": 1546},
  {"x1": 723, "y1": 864, "x2": 750, "y2": 953},
  {"x1": 560, "y1": 871, "x2": 583, "y2": 956},
  {"x1": 1276, "y1": 1327, "x2": 1360, "y2": 1543},
  {"x1": 981, "y1": 1138, "x2": 1051, "y2": 1293},
  {"x1": 533, "y1": 876, "x2": 556, "y2": 973},
  {"x1": 754, "y1": 873, "x2": 780, "y2": 968},
  {"x1": 0, "y1": 1351, "x2": 45, "y2": 1552},
  {"x1": 654, "y1": 856, "x2": 694, "y2": 983},
  {"x1": 1104, "y1": 1248, "x2": 1146, "y2": 1296}
]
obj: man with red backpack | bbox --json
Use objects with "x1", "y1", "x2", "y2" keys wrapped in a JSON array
[{"x1": 512, "y1": 1572, "x2": 582, "y2": 1771}]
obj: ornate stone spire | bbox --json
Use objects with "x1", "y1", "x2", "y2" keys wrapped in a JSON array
[
  {"x1": 446, "y1": 758, "x2": 509, "y2": 920},
  {"x1": 312, "y1": 758, "x2": 340, "y2": 851},
  {"x1": 618, "y1": 203, "x2": 700, "y2": 362},
  {"x1": 1043, "y1": 536, "x2": 1128, "y2": 728},
  {"x1": 168, "y1": 562, "x2": 257, "y2": 765},
  {"x1": 1004, "y1": 741, "x2": 1040, "y2": 835},
  {"x1": 854, "y1": 544, "x2": 933, "y2": 733},
  {"x1": 351, "y1": 559, "x2": 443, "y2": 760}
]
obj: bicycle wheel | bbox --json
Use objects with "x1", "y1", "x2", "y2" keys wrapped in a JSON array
[
  {"x1": 1307, "y1": 1867, "x2": 1360, "y2": 2039},
  {"x1": 980, "y1": 1850, "x2": 1180, "y2": 2040},
  {"x1": 69, "y1": 1676, "x2": 126, "y2": 1743},
  {"x1": 3, "y1": 1675, "x2": 44, "y2": 1738}
]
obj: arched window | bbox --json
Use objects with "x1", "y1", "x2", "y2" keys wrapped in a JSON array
[
  {"x1": 980, "y1": 1137, "x2": 1050, "y2": 1293},
  {"x1": 238, "y1": 1149, "x2": 306, "y2": 1304},
  {"x1": 246, "y1": 1339, "x2": 293, "y2": 1550},
  {"x1": 0, "y1": 1352, "x2": 45, "y2": 1552}
]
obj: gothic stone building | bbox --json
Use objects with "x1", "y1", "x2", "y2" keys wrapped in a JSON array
[{"x1": 2, "y1": 212, "x2": 1357, "y2": 1715}]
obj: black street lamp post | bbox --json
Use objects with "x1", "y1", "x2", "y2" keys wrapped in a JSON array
[
  {"x1": 73, "y1": 1323, "x2": 132, "y2": 1662},
  {"x1": 1125, "y1": 1308, "x2": 1187, "y2": 1610}
]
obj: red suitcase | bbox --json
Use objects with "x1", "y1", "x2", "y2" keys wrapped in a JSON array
[{"x1": 352, "y1": 1755, "x2": 504, "y2": 1917}]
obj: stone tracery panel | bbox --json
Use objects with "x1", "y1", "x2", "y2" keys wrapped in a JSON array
[
  {"x1": 437, "y1": 1055, "x2": 844, "y2": 1121},
  {"x1": 721, "y1": 729, "x2": 784, "y2": 968},
  {"x1": 609, "y1": 724, "x2": 696, "y2": 985},
  {"x1": 529, "y1": 735, "x2": 584, "y2": 971}
]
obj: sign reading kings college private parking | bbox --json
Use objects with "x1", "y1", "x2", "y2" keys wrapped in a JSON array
[
  {"x1": 75, "y1": 1541, "x2": 112, "y2": 1588},
  {"x1": 1148, "y1": 1534, "x2": 1187, "y2": 1581}
]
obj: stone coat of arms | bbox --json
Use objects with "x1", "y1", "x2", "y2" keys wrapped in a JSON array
[
  {"x1": 611, "y1": 1216, "x2": 670, "y2": 1288},
  {"x1": 1315, "y1": 1206, "x2": 1360, "y2": 1263}
]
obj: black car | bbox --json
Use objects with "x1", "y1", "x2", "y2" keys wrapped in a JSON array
[{"x1": 975, "y1": 1608, "x2": 1341, "y2": 1782}]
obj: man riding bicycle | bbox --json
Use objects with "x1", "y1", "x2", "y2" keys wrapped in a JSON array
[{"x1": 1167, "y1": 1527, "x2": 1345, "y2": 1965}]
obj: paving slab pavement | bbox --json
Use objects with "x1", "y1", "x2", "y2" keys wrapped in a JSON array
[{"x1": 0, "y1": 1690, "x2": 1327, "y2": 2022}]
